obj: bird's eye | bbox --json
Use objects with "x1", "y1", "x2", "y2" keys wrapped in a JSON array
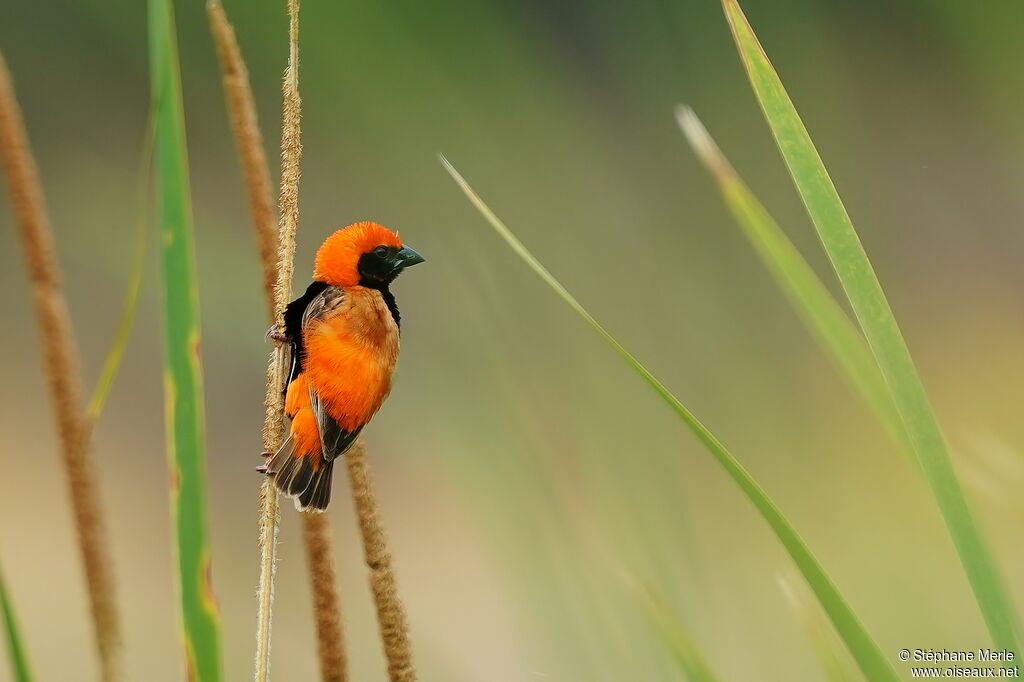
[{"x1": 373, "y1": 246, "x2": 389, "y2": 257}]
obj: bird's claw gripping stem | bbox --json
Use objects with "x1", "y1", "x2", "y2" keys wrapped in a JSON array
[
  {"x1": 256, "y1": 451, "x2": 273, "y2": 475},
  {"x1": 266, "y1": 323, "x2": 287, "y2": 344}
]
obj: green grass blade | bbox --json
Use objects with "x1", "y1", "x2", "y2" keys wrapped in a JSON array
[
  {"x1": 0, "y1": 561, "x2": 32, "y2": 682},
  {"x1": 87, "y1": 107, "x2": 156, "y2": 421},
  {"x1": 633, "y1": 583, "x2": 721, "y2": 682},
  {"x1": 722, "y1": 0, "x2": 1020, "y2": 654},
  {"x1": 148, "y1": 0, "x2": 223, "y2": 679},
  {"x1": 675, "y1": 107, "x2": 906, "y2": 450},
  {"x1": 441, "y1": 155, "x2": 900, "y2": 682},
  {"x1": 777, "y1": 574, "x2": 860, "y2": 682}
]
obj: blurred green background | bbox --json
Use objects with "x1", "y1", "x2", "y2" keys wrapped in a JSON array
[{"x1": 2, "y1": 0, "x2": 1024, "y2": 679}]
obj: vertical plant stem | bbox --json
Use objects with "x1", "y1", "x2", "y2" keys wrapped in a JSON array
[
  {"x1": 0, "y1": 52, "x2": 121, "y2": 682},
  {"x1": 254, "y1": 474, "x2": 280, "y2": 682},
  {"x1": 255, "y1": 0, "x2": 303, "y2": 678},
  {"x1": 148, "y1": 0, "x2": 223, "y2": 677},
  {"x1": 302, "y1": 514, "x2": 348, "y2": 681},
  {"x1": 346, "y1": 441, "x2": 415, "y2": 682},
  {"x1": 207, "y1": 2, "x2": 349, "y2": 678},
  {"x1": 206, "y1": 0, "x2": 278, "y2": 320}
]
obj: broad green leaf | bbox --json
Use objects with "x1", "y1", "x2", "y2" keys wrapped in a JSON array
[
  {"x1": 722, "y1": 0, "x2": 1019, "y2": 654},
  {"x1": 148, "y1": 0, "x2": 223, "y2": 679},
  {"x1": 675, "y1": 107, "x2": 907, "y2": 451},
  {"x1": 441, "y1": 156, "x2": 900, "y2": 682},
  {"x1": 0, "y1": 561, "x2": 32, "y2": 682}
]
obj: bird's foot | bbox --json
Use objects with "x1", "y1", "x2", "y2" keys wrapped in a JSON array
[
  {"x1": 266, "y1": 323, "x2": 288, "y2": 344},
  {"x1": 256, "y1": 450, "x2": 274, "y2": 474}
]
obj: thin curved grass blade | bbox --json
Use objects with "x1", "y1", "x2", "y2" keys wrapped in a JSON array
[
  {"x1": 777, "y1": 574, "x2": 859, "y2": 682},
  {"x1": 633, "y1": 583, "x2": 720, "y2": 682},
  {"x1": 88, "y1": 108, "x2": 156, "y2": 421},
  {"x1": 148, "y1": 0, "x2": 223, "y2": 678},
  {"x1": 675, "y1": 107, "x2": 906, "y2": 451},
  {"x1": 722, "y1": 0, "x2": 1020, "y2": 654},
  {"x1": 441, "y1": 155, "x2": 899, "y2": 682},
  {"x1": 0, "y1": 561, "x2": 32, "y2": 682}
]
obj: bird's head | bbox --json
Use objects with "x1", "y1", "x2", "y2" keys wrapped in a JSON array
[{"x1": 313, "y1": 221, "x2": 425, "y2": 288}]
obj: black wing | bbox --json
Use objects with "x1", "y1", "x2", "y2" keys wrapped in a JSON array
[
  {"x1": 282, "y1": 280, "x2": 329, "y2": 386},
  {"x1": 308, "y1": 389, "x2": 363, "y2": 461}
]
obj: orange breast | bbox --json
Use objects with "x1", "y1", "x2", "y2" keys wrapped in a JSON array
[{"x1": 302, "y1": 286, "x2": 400, "y2": 432}]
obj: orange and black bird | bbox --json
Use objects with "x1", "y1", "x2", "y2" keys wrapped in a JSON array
[{"x1": 259, "y1": 221, "x2": 424, "y2": 511}]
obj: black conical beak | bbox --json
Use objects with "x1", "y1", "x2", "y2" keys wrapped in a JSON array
[{"x1": 394, "y1": 246, "x2": 425, "y2": 269}]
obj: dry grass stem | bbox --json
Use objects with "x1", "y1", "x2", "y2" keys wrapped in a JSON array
[
  {"x1": 207, "y1": 2, "x2": 349, "y2": 676},
  {"x1": 0, "y1": 53, "x2": 121, "y2": 682},
  {"x1": 254, "y1": 0, "x2": 303, "y2": 679},
  {"x1": 302, "y1": 513, "x2": 349, "y2": 681},
  {"x1": 207, "y1": 0, "x2": 278, "y2": 320},
  {"x1": 346, "y1": 441, "x2": 415, "y2": 681},
  {"x1": 254, "y1": 472, "x2": 280, "y2": 682}
]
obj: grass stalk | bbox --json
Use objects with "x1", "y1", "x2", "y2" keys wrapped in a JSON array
[
  {"x1": 302, "y1": 514, "x2": 349, "y2": 681},
  {"x1": 206, "y1": 0, "x2": 279, "y2": 320},
  {"x1": 721, "y1": 0, "x2": 1020, "y2": 654},
  {"x1": 441, "y1": 155, "x2": 899, "y2": 682},
  {"x1": 148, "y1": 0, "x2": 223, "y2": 677},
  {"x1": 0, "y1": 52, "x2": 121, "y2": 682},
  {"x1": 206, "y1": 2, "x2": 349, "y2": 677},
  {"x1": 346, "y1": 441, "x2": 415, "y2": 682},
  {"x1": 0, "y1": 559, "x2": 33, "y2": 682},
  {"x1": 254, "y1": 0, "x2": 304, "y2": 678}
]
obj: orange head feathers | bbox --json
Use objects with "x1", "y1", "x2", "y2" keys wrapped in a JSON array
[{"x1": 313, "y1": 221, "x2": 423, "y2": 288}]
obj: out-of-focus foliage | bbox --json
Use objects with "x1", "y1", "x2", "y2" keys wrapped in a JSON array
[
  {"x1": 445, "y1": 155, "x2": 898, "y2": 681},
  {"x1": 0, "y1": 561, "x2": 32, "y2": 682},
  {"x1": 721, "y1": 0, "x2": 1019, "y2": 656}
]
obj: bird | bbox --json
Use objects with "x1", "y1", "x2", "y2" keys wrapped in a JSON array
[{"x1": 259, "y1": 221, "x2": 424, "y2": 511}]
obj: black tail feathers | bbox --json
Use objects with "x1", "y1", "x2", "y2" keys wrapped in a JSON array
[{"x1": 261, "y1": 444, "x2": 334, "y2": 512}]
